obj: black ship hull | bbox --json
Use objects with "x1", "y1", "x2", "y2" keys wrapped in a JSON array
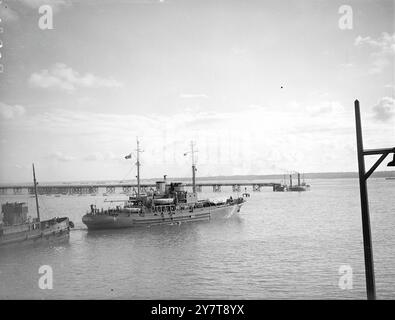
[{"x1": 83, "y1": 203, "x2": 243, "y2": 230}]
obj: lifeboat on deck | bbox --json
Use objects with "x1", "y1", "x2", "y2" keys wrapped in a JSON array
[{"x1": 153, "y1": 198, "x2": 174, "y2": 205}]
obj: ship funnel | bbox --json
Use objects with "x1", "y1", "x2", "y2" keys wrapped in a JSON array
[{"x1": 156, "y1": 181, "x2": 166, "y2": 194}]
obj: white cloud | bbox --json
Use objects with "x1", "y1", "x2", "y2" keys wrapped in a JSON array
[
  {"x1": 288, "y1": 100, "x2": 345, "y2": 118},
  {"x1": 29, "y1": 63, "x2": 123, "y2": 91},
  {"x1": 354, "y1": 33, "x2": 395, "y2": 52},
  {"x1": 0, "y1": 102, "x2": 26, "y2": 120},
  {"x1": 2, "y1": 96, "x2": 392, "y2": 182},
  {"x1": 306, "y1": 101, "x2": 345, "y2": 117},
  {"x1": 23, "y1": 101, "x2": 353, "y2": 169},
  {"x1": 355, "y1": 32, "x2": 395, "y2": 74},
  {"x1": 83, "y1": 152, "x2": 119, "y2": 161},
  {"x1": 372, "y1": 97, "x2": 395, "y2": 121},
  {"x1": 179, "y1": 93, "x2": 209, "y2": 99},
  {"x1": 340, "y1": 63, "x2": 353, "y2": 68},
  {"x1": 83, "y1": 153, "x2": 104, "y2": 161},
  {"x1": 46, "y1": 151, "x2": 75, "y2": 162}
]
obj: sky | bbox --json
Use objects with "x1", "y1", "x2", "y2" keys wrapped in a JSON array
[{"x1": 0, "y1": 0, "x2": 394, "y2": 183}]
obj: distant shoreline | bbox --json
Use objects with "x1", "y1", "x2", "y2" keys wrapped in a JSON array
[
  {"x1": 189, "y1": 171, "x2": 395, "y2": 181},
  {"x1": 1, "y1": 171, "x2": 394, "y2": 186}
]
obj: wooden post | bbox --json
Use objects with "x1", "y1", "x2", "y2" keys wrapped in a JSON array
[{"x1": 354, "y1": 100, "x2": 376, "y2": 300}]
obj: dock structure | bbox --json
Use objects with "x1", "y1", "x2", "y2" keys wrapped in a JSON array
[
  {"x1": 212, "y1": 185, "x2": 222, "y2": 192},
  {"x1": 105, "y1": 186, "x2": 115, "y2": 194},
  {"x1": 122, "y1": 186, "x2": 132, "y2": 194},
  {"x1": 0, "y1": 181, "x2": 281, "y2": 196},
  {"x1": 13, "y1": 187, "x2": 23, "y2": 195}
]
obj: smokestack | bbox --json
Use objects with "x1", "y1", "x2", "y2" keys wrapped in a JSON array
[{"x1": 298, "y1": 173, "x2": 301, "y2": 186}]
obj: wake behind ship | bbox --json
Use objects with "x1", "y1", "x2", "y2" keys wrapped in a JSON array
[{"x1": 82, "y1": 140, "x2": 245, "y2": 230}]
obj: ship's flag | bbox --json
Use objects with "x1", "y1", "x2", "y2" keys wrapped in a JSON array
[{"x1": 125, "y1": 153, "x2": 132, "y2": 159}]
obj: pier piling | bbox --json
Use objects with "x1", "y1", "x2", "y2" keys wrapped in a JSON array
[
  {"x1": 355, "y1": 100, "x2": 376, "y2": 300},
  {"x1": 354, "y1": 99, "x2": 395, "y2": 300}
]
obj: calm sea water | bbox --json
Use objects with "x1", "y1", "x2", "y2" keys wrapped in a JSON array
[{"x1": 0, "y1": 178, "x2": 394, "y2": 299}]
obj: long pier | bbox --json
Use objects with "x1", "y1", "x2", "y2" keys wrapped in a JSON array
[{"x1": 0, "y1": 182, "x2": 281, "y2": 196}]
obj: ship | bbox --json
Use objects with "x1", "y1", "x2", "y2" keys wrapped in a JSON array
[
  {"x1": 0, "y1": 164, "x2": 73, "y2": 247},
  {"x1": 288, "y1": 172, "x2": 310, "y2": 192},
  {"x1": 82, "y1": 140, "x2": 245, "y2": 230},
  {"x1": 273, "y1": 172, "x2": 310, "y2": 192}
]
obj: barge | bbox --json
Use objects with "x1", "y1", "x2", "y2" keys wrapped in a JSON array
[{"x1": 0, "y1": 165, "x2": 73, "y2": 247}]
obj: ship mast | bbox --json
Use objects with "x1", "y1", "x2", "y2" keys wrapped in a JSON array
[
  {"x1": 183, "y1": 141, "x2": 198, "y2": 193},
  {"x1": 32, "y1": 163, "x2": 40, "y2": 222},
  {"x1": 190, "y1": 141, "x2": 197, "y2": 193},
  {"x1": 136, "y1": 138, "x2": 142, "y2": 198}
]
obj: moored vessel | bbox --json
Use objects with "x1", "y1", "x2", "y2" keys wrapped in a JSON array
[
  {"x1": 0, "y1": 164, "x2": 73, "y2": 247},
  {"x1": 288, "y1": 172, "x2": 310, "y2": 192},
  {"x1": 82, "y1": 140, "x2": 245, "y2": 230},
  {"x1": 274, "y1": 172, "x2": 310, "y2": 192}
]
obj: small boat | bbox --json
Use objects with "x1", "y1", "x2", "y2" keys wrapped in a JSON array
[
  {"x1": 274, "y1": 172, "x2": 310, "y2": 192},
  {"x1": 0, "y1": 164, "x2": 73, "y2": 247},
  {"x1": 287, "y1": 173, "x2": 310, "y2": 192},
  {"x1": 273, "y1": 185, "x2": 287, "y2": 192},
  {"x1": 153, "y1": 198, "x2": 175, "y2": 205},
  {"x1": 274, "y1": 174, "x2": 289, "y2": 192}
]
